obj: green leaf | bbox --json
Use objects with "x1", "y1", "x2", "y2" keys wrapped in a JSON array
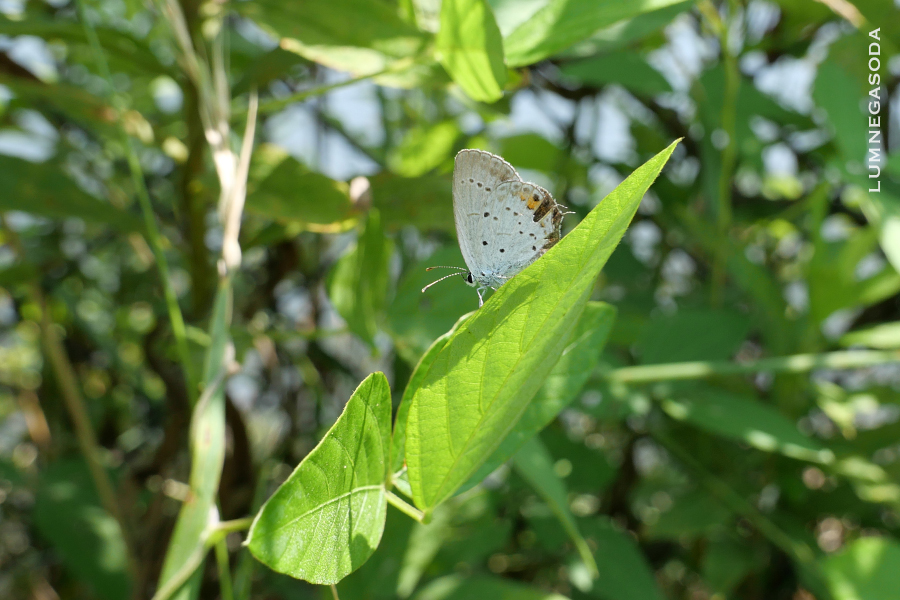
[
  {"x1": 370, "y1": 173, "x2": 456, "y2": 233},
  {"x1": 635, "y1": 308, "x2": 750, "y2": 364},
  {"x1": 646, "y1": 489, "x2": 731, "y2": 540},
  {"x1": 464, "y1": 302, "x2": 616, "y2": 488},
  {"x1": 387, "y1": 246, "x2": 479, "y2": 364},
  {"x1": 405, "y1": 140, "x2": 679, "y2": 514},
  {"x1": 821, "y1": 537, "x2": 900, "y2": 600},
  {"x1": 512, "y1": 437, "x2": 598, "y2": 578},
  {"x1": 328, "y1": 210, "x2": 393, "y2": 345},
  {"x1": 560, "y1": 54, "x2": 671, "y2": 95},
  {"x1": 33, "y1": 460, "x2": 131, "y2": 600},
  {"x1": 578, "y1": 518, "x2": 665, "y2": 600},
  {"x1": 813, "y1": 60, "x2": 866, "y2": 167},
  {"x1": 436, "y1": 0, "x2": 507, "y2": 102},
  {"x1": 411, "y1": 575, "x2": 571, "y2": 600},
  {"x1": 241, "y1": 0, "x2": 427, "y2": 76},
  {"x1": 396, "y1": 504, "x2": 455, "y2": 597},
  {"x1": 503, "y1": 0, "x2": 689, "y2": 68},
  {"x1": 392, "y1": 312, "x2": 472, "y2": 474},
  {"x1": 661, "y1": 385, "x2": 834, "y2": 464},
  {"x1": 156, "y1": 282, "x2": 231, "y2": 600},
  {"x1": 389, "y1": 121, "x2": 460, "y2": 177},
  {"x1": 247, "y1": 372, "x2": 392, "y2": 585},
  {"x1": 0, "y1": 156, "x2": 143, "y2": 231},
  {"x1": 840, "y1": 321, "x2": 900, "y2": 349},
  {"x1": 246, "y1": 146, "x2": 358, "y2": 229}
]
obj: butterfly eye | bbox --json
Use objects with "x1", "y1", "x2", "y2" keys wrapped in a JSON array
[{"x1": 466, "y1": 272, "x2": 474, "y2": 284}]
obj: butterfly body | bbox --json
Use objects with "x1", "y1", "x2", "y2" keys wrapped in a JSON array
[{"x1": 424, "y1": 149, "x2": 565, "y2": 306}]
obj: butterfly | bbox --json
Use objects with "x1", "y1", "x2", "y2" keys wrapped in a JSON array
[{"x1": 423, "y1": 149, "x2": 566, "y2": 306}]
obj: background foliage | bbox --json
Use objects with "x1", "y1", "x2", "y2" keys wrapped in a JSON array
[{"x1": 0, "y1": 0, "x2": 899, "y2": 599}]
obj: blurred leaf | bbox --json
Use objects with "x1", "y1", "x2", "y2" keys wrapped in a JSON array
[
  {"x1": 411, "y1": 574, "x2": 570, "y2": 600},
  {"x1": 578, "y1": 517, "x2": 665, "y2": 600},
  {"x1": 246, "y1": 146, "x2": 357, "y2": 228},
  {"x1": 559, "y1": 1, "x2": 693, "y2": 56},
  {"x1": 862, "y1": 192, "x2": 900, "y2": 275},
  {"x1": 513, "y1": 437, "x2": 598, "y2": 577},
  {"x1": 241, "y1": 0, "x2": 427, "y2": 76},
  {"x1": 646, "y1": 489, "x2": 731, "y2": 540},
  {"x1": 396, "y1": 504, "x2": 455, "y2": 597},
  {"x1": 820, "y1": 536, "x2": 900, "y2": 600},
  {"x1": 34, "y1": 460, "x2": 131, "y2": 600},
  {"x1": 233, "y1": 48, "x2": 309, "y2": 94},
  {"x1": 370, "y1": 173, "x2": 455, "y2": 232},
  {"x1": 328, "y1": 210, "x2": 393, "y2": 346},
  {"x1": 702, "y1": 537, "x2": 758, "y2": 595},
  {"x1": 0, "y1": 156, "x2": 142, "y2": 231},
  {"x1": 157, "y1": 283, "x2": 231, "y2": 600},
  {"x1": 436, "y1": 0, "x2": 507, "y2": 102},
  {"x1": 389, "y1": 121, "x2": 460, "y2": 176},
  {"x1": 662, "y1": 385, "x2": 834, "y2": 464},
  {"x1": 247, "y1": 372, "x2": 392, "y2": 585},
  {"x1": 840, "y1": 321, "x2": 900, "y2": 349},
  {"x1": 406, "y1": 141, "x2": 678, "y2": 514},
  {"x1": 560, "y1": 54, "x2": 671, "y2": 95},
  {"x1": 503, "y1": 0, "x2": 688, "y2": 67},
  {"x1": 814, "y1": 60, "x2": 866, "y2": 167},
  {"x1": 497, "y1": 134, "x2": 562, "y2": 172},
  {"x1": 0, "y1": 262, "x2": 38, "y2": 287},
  {"x1": 635, "y1": 308, "x2": 750, "y2": 364},
  {"x1": 465, "y1": 302, "x2": 616, "y2": 488},
  {"x1": 387, "y1": 246, "x2": 478, "y2": 365}
]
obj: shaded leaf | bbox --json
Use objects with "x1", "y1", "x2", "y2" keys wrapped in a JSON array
[
  {"x1": 389, "y1": 121, "x2": 460, "y2": 177},
  {"x1": 512, "y1": 437, "x2": 598, "y2": 577},
  {"x1": 370, "y1": 173, "x2": 455, "y2": 233},
  {"x1": 560, "y1": 54, "x2": 671, "y2": 95},
  {"x1": 635, "y1": 308, "x2": 750, "y2": 364},
  {"x1": 0, "y1": 156, "x2": 142, "y2": 231},
  {"x1": 436, "y1": 0, "x2": 507, "y2": 102},
  {"x1": 328, "y1": 210, "x2": 393, "y2": 345},
  {"x1": 405, "y1": 140, "x2": 679, "y2": 514},
  {"x1": 411, "y1": 574, "x2": 570, "y2": 600},
  {"x1": 34, "y1": 460, "x2": 131, "y2": 600},
  {"x1": 247, "y1": 372, "x2": 392, "y2": 585},
  {"x1": 578, "y1": 517, "x2": 665, "y2": 600}
]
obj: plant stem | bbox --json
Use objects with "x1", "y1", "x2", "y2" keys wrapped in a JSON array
[
  {"x1": 603, "y1": 350, "x2": 900, "y2": 383},
  {"x1": 386, "y1": 490, "x2": 425, "y2": 522},
  {"x1": 74, "y1": 0, "x2": 197, "y2": 400},
  {"x1": 215, "y1": 538, "x2": 235, "y2": 600}
]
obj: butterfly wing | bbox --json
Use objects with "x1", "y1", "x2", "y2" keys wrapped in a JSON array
[
  {"x1": 452, "y1": 150, "x2": 520, "y2": 275},
  {"x1": 480, "y1": 180, "x2": 563, "y2": 279}
]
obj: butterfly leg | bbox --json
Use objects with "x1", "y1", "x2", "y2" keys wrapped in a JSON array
[{"x1": 476, "y1": 288, "x2": 485, "y2": 307}]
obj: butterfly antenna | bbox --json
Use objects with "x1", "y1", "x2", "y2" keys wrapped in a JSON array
[
  {"x1": 421, "y1": 272, "x2": 463, "y2": 293},
  {"x1": 425, "y1": 265, "x2": 467, "y2": 272}
]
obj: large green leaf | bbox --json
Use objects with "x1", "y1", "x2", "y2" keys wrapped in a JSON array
[
  {"x1": 840, "y1": 321, "x2": 900, "y2": 349},
  {"x1": 503, "y1": 0, "x2": 688, "y2": 67},
  {"x1": 241, "y1": 0, "x2": 427, "y2": 76},
  {"x1": 0, "y1": 156, "x2": 142, "y2": 231},
  {"x1": 370, "y1": 173, "x2": 455, "y2": 233},
  {"x1": 328, "y1": 210, "x2": 393, "y2": 345},
  {"x1": 247, "y1": 372, "x2": 392, "y2": 584},
  {"x1": 436, "y1": 0, "x2": 507, "y2": 102},
  {"x1": 411, "y1": 575, "x2": 570, "y2": 600},
  {"x1": 512, "y1": 437, "x2": 598, "y2": 577},
  {"x1": 635, "y1": 308, "x2": 750, "y2": 364},
  {"x1": 820, "y1": 537, "x2": 900, "y2": 600},
  {"x1": 33, "y1": 460, "x2": 131, "y2": 600},
  {"x1": 464, "y1": 301, "x2": 616, "y2": 487},
  {"x1": 661, "y1": 385, "x2": 834, "y2": 464},
  {"x1": 388, "y1": 121, "x2": 460, "y2": 177},
  {"x1": 405, "y1": 140, "x2": 679, "y2": 514},
  {"x1": 156, "y1": 282, "x2": 231, "y2": 600}
]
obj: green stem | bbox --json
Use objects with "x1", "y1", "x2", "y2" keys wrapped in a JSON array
[
  {"x1": 386, "y1": 490, "x2": 425, "y2": 522},
  {"x1": 604, "y1": 350, "x2": 900, "y2": 383},
  {"x1": 74, "y1": 0, "x2": 197, "y2": 400},
  {"x1": 215, "y1": 538, "x2": 235, "y2": 600}
]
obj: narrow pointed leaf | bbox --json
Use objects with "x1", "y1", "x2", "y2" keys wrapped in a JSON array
[
  {"x1": 247, "y1": 372, "x2": 392, "y2": 585},
  {"x1": 406, "y1": 140, "x2": 679, "y2": 513},
  {"x1": 513, "y1": 437, "x2": 598, "y2": 578}
]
